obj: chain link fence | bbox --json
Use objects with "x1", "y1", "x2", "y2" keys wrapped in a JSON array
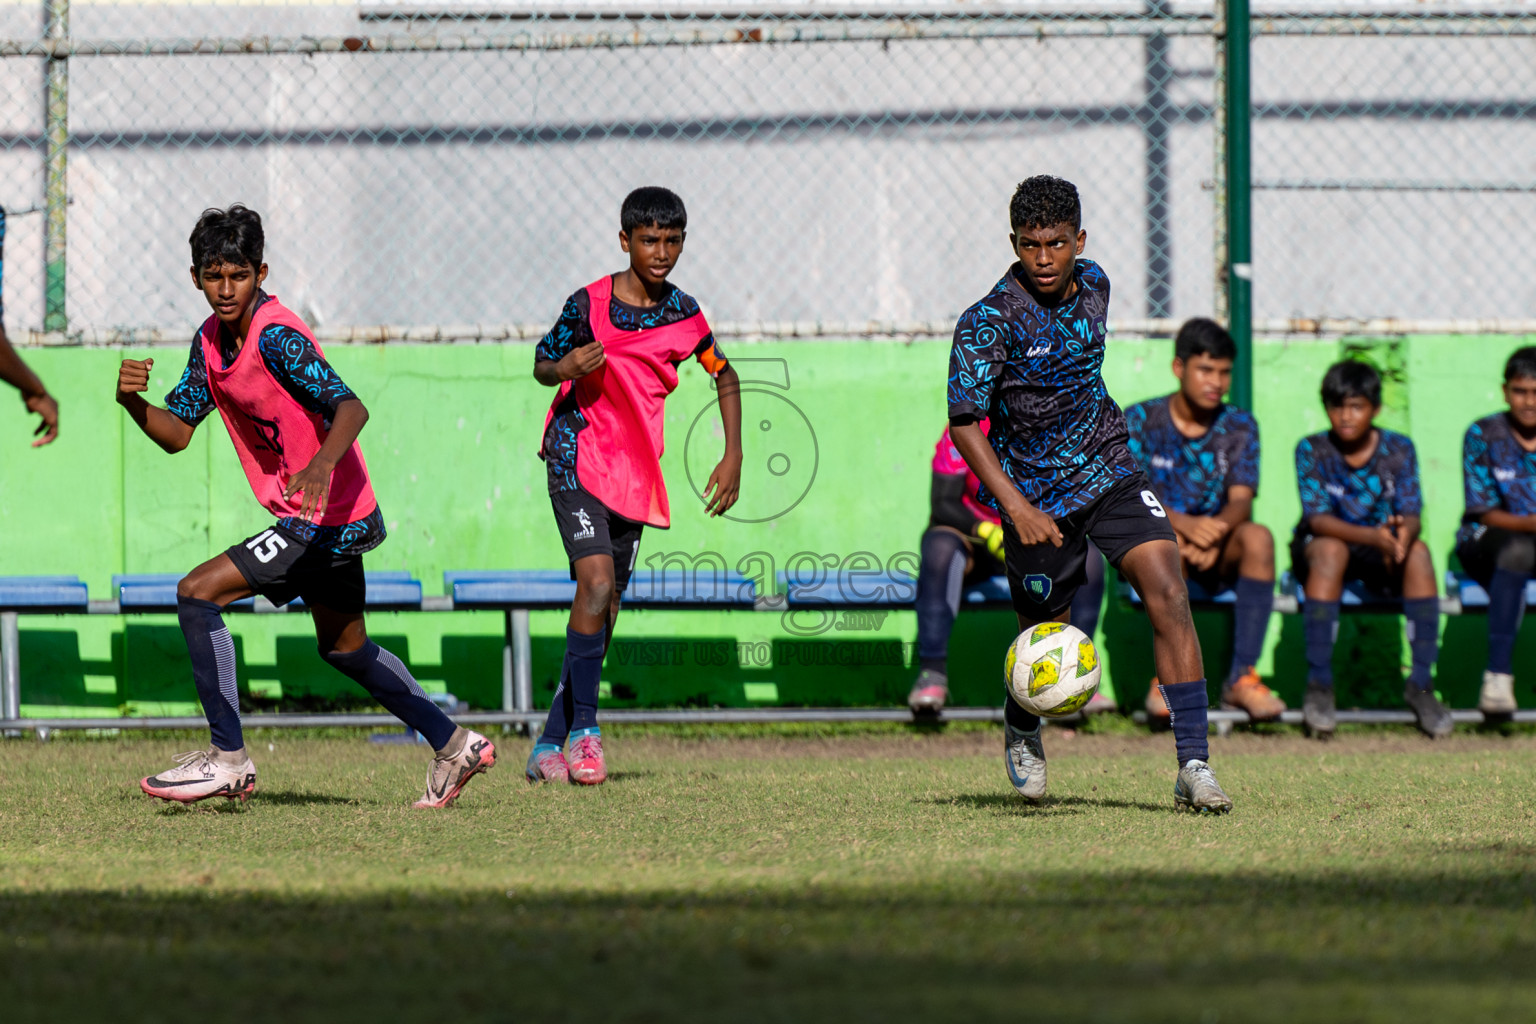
[{"x1": 0, "y1": 2, "x2": 1529, "y2": 341}]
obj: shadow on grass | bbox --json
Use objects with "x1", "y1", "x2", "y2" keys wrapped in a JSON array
[
  {"x1": 2, "y1": 871, "x2": 1533, "y2": 1024},
  {"x1": 926, "y1": 793, "x2": 1167, "y2": 814}
]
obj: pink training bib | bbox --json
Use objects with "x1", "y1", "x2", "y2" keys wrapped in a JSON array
[
  {"x1": 932, "y1": 418, "x2": 999, "y2": 526},
  {"x1": 199, "y1": 296, "x2": 378, "y2": 527},
  {"x1": 540, "y1": 275, "x2": 712, "y2": 528}
]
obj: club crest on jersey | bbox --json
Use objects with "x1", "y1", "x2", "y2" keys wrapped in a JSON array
[
  {"x1": 1023, "y1": 574, "x2": 1052, "y2": 601},
  {"x1": 247, "y1": 412, "x2": 283, "y2": 456},
  {"x1": 571, "y1": 508, "x2": 595, "y2": 541}
]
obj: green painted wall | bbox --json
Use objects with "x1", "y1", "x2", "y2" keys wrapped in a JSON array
[{"x1": 1, "y1": 334, "x2": 1532, "y2": 717}]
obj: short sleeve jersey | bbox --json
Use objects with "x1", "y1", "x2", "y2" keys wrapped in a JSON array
[
  {"x1": 946, "y1": 259, "x2": 1138, "y2": 518},
  {"x1": 1124, "y1": 396, "x2": 1260, "y2": 517},
  {"x1": 536, "y1": 280, "x2": 728, "y2": 496},
  {"x1": 163, "y1": 293, "x2": 385, "y2": 555},
  {"x1": 932, "y1": 421, "x2": 1001, "y2": 526},
  {"x1": 1294, "y1": 428, "x2": 1422, "y2": 531},
  {"x1": 1458, "y1": 412, "x2": 1536, "y2": 543}
]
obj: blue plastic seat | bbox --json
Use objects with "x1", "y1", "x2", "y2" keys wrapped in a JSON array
[
  {"x1": 445, "y1": 569, "x2": 755, "y2": 609},
  {"x1": 1445, "y1": 570, "x2": 1536, "y2": 610},
  {"x1": 1279, "y1": 571, "x2": 1400, "y2": 608},
  {"x1": 1124, "y1": 576, "x2": 1239, "y2": 606},
  {"x1": 114, "y1": 572, "x2": 420, "y2": 612},
  {"x1": 0, "y1": 575, "x2": 89, "y2": 611},
  {"x1": 780, "y1": 569, "x2": 917, "y2": 607}
]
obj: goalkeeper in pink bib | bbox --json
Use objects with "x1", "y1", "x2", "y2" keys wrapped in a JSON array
[
  {"x1": 116, "y1": 205, "x2": 495, "y2": 808},
  {"x1": 529, "y1": 186, "x2": 742, "y2": 785}
]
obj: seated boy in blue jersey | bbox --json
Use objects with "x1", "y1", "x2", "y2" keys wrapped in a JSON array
[
  {"x1": 1292, "y1": 359, "x2": 1452, "y2": 739},
  {"x1": 1126, "y1": 318, "x2": 1285, "y2": 724},
  {"x1": 948, "y1": 175, "x2": 1232, "y2": 813},
  {"x1": 1453, "y1": 345, "x2": 1536, "y2": 716}
]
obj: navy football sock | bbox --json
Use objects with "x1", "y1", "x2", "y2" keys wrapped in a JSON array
[
  {"x1": 1004, "y1": 691, "x2": 1040, "y2": 734},
  {"x1": 1227, "y1": 576, "x2": 1275, "y2": 683},
  {"x1": 177, "y1": 596, "x2": 243, "y2": 752},
  {"x1": 1304, "y1": 599, "x2": 1341, "y2": 687},
  {"x1": 1159, "y1": 680, "x2": 1211, "y2": 765},
  {"x1": 1070, "y1": 549, "x2": 1106, "y2": 640},
  {"x1": 1487, "y1": 569, "x2": 1527, "y2": 675},
  {"x1": 916, "y1": 528, "x2": 969, "y2": 672},
  {"x1": 565, "y1": 626, "x2": 607, "y2": 733},
  {"x1": 1403, "y1": 597, "x2": 1440, "y2": 691},
  {"x1": 538, "y1": 672, "x2": 576, "y2": 748},
  {"x1": 324, "y1": 641, "x2": 457, "y2": 751}
]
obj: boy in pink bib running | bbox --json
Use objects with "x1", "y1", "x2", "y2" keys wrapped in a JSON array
[
  {"x1": 529, "y1": 186, "x2": 743, "y2": 785},
  {"x1": 115, "y1": 205, "x2": 495, "y2": 808}
]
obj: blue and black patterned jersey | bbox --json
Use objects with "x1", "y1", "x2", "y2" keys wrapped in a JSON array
[
  {"x1": 536, "y1": 278, "x2": 727, "y2": 496},
  {"x1": 165, "y1": 294, "x2": 357, "y2": 426},
  {"x1": 946, "y1": 259, "x2": 1138, "y2": 518},
  {"x1": 1295, "y1": 428, "x2": 1422, "y2": 530},
  {"x1": 1457, "y1": 412, "x2": 1536, "y2": 544},
  {"x1": 1124, "y1": 396, "x2": 1260, "y2": 517},
  {"x1": 164, "y1": 293, "x2": 382, "y2": 556}
]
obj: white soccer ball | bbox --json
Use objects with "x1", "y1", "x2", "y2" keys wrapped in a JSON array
[{"x1": 1004, "y1": 621, "x2": 1101, "y2": 718}]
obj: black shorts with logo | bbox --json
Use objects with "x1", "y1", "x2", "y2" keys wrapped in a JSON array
[
  {"x1": 550, "y1": 484, "x2": 644, "y2": 593},
  {"x1": 225, "y1": 524, "x2": 367, "y2": 613},
  {"x1": 1002, "y1": 472, "x2": 1178, "y2": 619}
]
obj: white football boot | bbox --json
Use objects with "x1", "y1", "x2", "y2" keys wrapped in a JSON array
[
  {"x1": 141, "y1": 748, "x2": 256, "y2": 804},
  {"x1": 1479, "y1": 671, "x2": 1517, "y2": 715},
  {"x1": 1003, "y1": 720, "x2": 1047, "y2": 802}
]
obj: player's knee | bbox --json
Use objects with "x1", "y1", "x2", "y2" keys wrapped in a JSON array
[
  {"x1": 176, "y1": 572, "x2": 209, "y2": 602},
  {"x1": 1496, "y1": 533, "x2": 1536, "y2": 575},
  {"x1": 1239, "y1": 521, "x2": 1275, "y2": 558},
  {"x1": 1142, "y1": 574, "x2": 1193, "y2": 624},
  {"x1": 577, "y1": 575, "x2": 616, "y2": 617},
  {"x1": 1305, "y1": 536, "x2": 1348, "y2": 573}
]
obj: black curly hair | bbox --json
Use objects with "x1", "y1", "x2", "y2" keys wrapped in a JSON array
[
  {"x1": 189, "y1": 204, "x2": 264, "y2": 271},
  {"x1": 1009, "y1": 175, "x2": 1081, "y2": 232}
]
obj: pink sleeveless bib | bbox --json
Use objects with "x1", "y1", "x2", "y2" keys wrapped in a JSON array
[
  {"x1": 540, "y1": 275, "x2": 711, "y2": 527},
  {"x1": 199, "y1": 297, "x2": 377, "y2": 527}
]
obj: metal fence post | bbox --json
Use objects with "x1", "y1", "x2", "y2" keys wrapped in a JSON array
[
  {"x1": 1224, "y1": 0, "x2": 1253, "y2": 410},
  {"x1": 511, "y1": 609, "x2": 532, "y2": 733},
  {"x1": 2, "y1": 611, "x2": 20, "y2": 735},
  {"x1": 43, "y1": 0, "x2": 69, "y2": 333}
]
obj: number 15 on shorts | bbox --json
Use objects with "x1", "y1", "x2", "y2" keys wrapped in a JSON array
[{"x1": 246, "y1": 528, "x2": 290, "y2": 564}]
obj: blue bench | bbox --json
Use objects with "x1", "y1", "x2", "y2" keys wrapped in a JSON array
[
  {"x1": 0, "y1": 576, "x2": 92, "y2": 725},
  {"x1": 110, "y1": 571, "x2": 424, "y2": 613},
  {"x1": 777, "y1": 569, "x2": 1013, "y2": 608},
  {"x1": 1120, "y1": 575, "x2": 1299, "y2": 613},
  {"x1": 1445, "y1": 570, "x2": 1536, "y2": 612},
  {"x1": 445, "y1": 568, "x2": 760, "y2": 716}
]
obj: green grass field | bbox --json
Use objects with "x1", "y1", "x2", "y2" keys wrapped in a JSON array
[{"x1": 2, "y1": 724, "x2": 1534, "y2": 1023}]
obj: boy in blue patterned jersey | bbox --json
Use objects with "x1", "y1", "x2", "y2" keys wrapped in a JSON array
[
  {"x1": 948, "y1": 175, "x2": 1232, "y2": 813},
  {"x1": 1125, "y1": 318, "x2": 1285, "y2": 724},
  {"x1": 1453, "y1": 345, "x2": 1536, "y2": 715},
  {"x1": 1292, "y1": 359, "x2": 1451, "y2": 739}
]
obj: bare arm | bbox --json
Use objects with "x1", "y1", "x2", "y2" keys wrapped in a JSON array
[
  {"x1": 534, "y1": 341, "x2": 605, "y2": 387},
  {"x1": 1308, "y1": 511, "x2": 1415, "y2": 566},
  {"x1": 116, "y1": 357, "x2": 195, "y2": 454},
  {"x1": 1479, "y1": 509, "x2": 1536, "y2": 533},
  {"x1": 950, "y1": 418, "x2": 1062, "y2": 547},
  {"x1": 703, "y1": 364, "x2": 742, "y2": 516},
  {"x1": 282, "y1": 398, "x2": 368, "y2": 521},
  {"x1": 0, "y1": 326, "x2": 58, "y2": 446}
]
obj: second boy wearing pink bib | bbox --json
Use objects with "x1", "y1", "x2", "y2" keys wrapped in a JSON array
[
  {"x1": 197, "y1": 296, "x2": 377, "y2": 527},
  {"x1": 540, "y1": 274, "x2": 716, "y2": 528}
]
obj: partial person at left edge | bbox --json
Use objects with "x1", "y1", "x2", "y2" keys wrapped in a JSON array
[
  {"x1": 0, "y1": 207, "x2": 60, "y2": 446},
  {"x1": 115, "y1": 204, "x2": 495, "y2": 808}
]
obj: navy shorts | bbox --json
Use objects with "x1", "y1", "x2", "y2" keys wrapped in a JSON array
[
  {"x1": 549, "y1": 484, "x2": 644, "y2": 593},
  {"x1": 1002, "y1": 472, "x2": 1178, "y2": 620},
  {"x1": 225, "y1": 524, "x2": 366, "y2": 613}
]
